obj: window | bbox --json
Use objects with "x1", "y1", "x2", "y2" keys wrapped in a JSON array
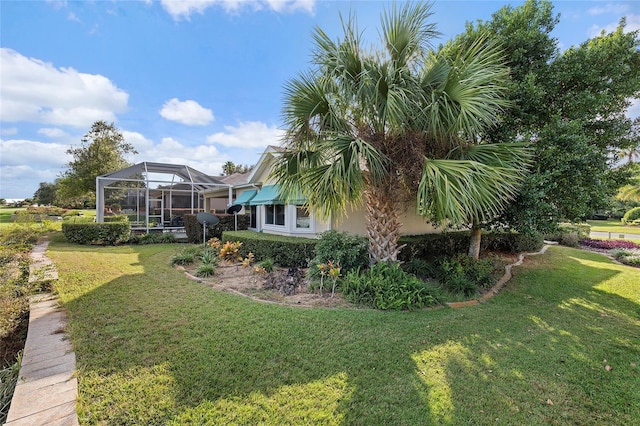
[
  {"x1": 249, "y1": 205, "x2": 257, "y2": 228},
  {"x1": 296, "y1": 206, "x2": 310, "y2": 228},
  {"x1": 265, "y1": 204, "x2": 285, "y2": 226}
]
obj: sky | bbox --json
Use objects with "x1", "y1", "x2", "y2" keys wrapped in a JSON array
[{"x1": 1, "y1": 0, "x2": 639, "y2": 200}]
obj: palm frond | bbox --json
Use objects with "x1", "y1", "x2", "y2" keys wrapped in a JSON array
[
  {"x1": 417, "y1": 159, "x2": 525, "y2": 226},
  {"x1": 380, "y1": 2, "x2": 439, "y2": 65},
  {"x1": 448, "y1": 142, "x2": 532, "y2": 169}
]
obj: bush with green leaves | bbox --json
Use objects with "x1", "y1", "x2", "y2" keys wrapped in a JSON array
[
  {"x1": 546, "y1": 222, "x2": 591, "y2": 245},
  {"x1": 399, "y1": 231, "x2": 543, "y2": 261},
  {"x1": 402, "y1": 258, "x2": 435, "y2": 278},
  {"x1": 433, "y1": 255, "x2": 496, "y2": 296},
  {"x1": 171, "y1": 251, "x2": 197, "y2": 266},
  {"x1": 103, "y1": 214, "x2": 129, "y2": 223},
  {"x1": 622, "y1": 207, "x2": 640, "y2": 224},
  {"x1": 610, "y1": 248, "x2": 640, "y2": 267},
  {"x1": 200, "y1": 248, "x2": 219, "y2": 266},
  {"x1": 195, "y1": 263, "x2": 216, "y2": 278},
  {"x1": 255, "y1": 258, "x2": 275, "y2": 273},
  {"x1": 62, "y1": 222, "x2": 130, "y2": 245},
  {"x1": 222, "y1": 231, "x2": 316, "y2": 267},
  {"x1": 341, "y1": 262, "x2": 440, "y2": 310},
  {"x1": 184, "y1": 214, "x2": 250, "y2": 243},
  {"x1": 308, "y1": 230, "x2": 369, "y2": 279}
]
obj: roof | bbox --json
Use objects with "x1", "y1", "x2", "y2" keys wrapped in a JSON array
[
  {"x1": 218, "y1": 171, "x2": 251, "y2": 185},
  {"x1": 99, "y1": 162, "x2": 228, "y2": 191}
]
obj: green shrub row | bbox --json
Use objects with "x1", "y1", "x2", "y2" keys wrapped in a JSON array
[
  {"x1": 545, "y1": 222, "x2": 591, "y2": 247},
  {"x1": 398, "y1": 231, "x2": 543, "y2": 261},
  {"x1": 222, "y1": 230, "x2": 317, "y2": 267},
  {"x1": 62, "y1": 222, "x2": 130, "y2": 245},
  {"x1": 103, "y1": 214, "x2": 129, "y2": 223},
  {"x1": 184, "y1": 214, "x2": 250, "y2": 243},
  {"x1": 622, "y1": 207, "x2": 640, "y2": 224},
  {"x1": 341, "y1": 262, "x2": 440, "y2": 310}
]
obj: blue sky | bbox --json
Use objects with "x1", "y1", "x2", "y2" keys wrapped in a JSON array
[{"x1": 1, "y1": 0, "x2": 639, "y2": 200}]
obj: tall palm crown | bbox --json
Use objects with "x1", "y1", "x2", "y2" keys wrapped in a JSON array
[{"x1": 273, "y1": 2, "x2": 529, "y2": 262}]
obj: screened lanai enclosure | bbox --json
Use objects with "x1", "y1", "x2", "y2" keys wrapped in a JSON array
[{"x1": 96, "y1": 162, "x2": 231, "y2": 232}]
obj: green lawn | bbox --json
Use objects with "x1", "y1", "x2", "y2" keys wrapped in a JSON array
[
  {"x1": 48, "y1": 237, "x2": 640, "y2": 425},
  {"x1": 588, "y1": 219, "x2": 640, "y2": 235},
  {"x1": 0, "y1": 207, "x2": 96, "y2": 230},
  {"x1": 0, "y1": 206, "x2": 23, "y2": 228}
]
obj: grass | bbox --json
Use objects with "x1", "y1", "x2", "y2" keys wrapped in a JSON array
[
  {"x1": 47, "y1": 236, "x2": 640, "y2": 425},
  {"x1": 588, "y1": 219, "x2": 640, "y2": 235}
]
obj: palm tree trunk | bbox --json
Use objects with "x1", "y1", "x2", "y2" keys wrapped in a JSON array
[
  {"x1": 468, "y1": 221, "x2": 482, "y2": 260},
  {"x1": 364, "y1": 183, "x2": 403, "y2": 263}
]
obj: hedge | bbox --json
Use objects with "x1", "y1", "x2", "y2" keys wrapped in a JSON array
[
  {"x1": 398, "y1": 231, "x2": 543, "y2": 261},
  {"x1": 62, "y1": 222, "x2": 131, "y2": 245},
  {"x1": 622, "y1": 207, "x2": 640, "y2": 224},
  {"x1": 221, "y1": 230, "x2": 317, "y2": 267},
  {"x1": 103, "y1": 214, "x2": 129, "y2": 223},
  {"x1": 183, "y1": 214, "x2": 250, "y2": 244}
]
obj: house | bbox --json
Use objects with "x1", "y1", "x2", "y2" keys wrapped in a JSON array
[{"x1": 203, "y1": 146, "x2": 438, "y2": 238}]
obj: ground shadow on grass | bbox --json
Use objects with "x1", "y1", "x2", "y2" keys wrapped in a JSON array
[{"x1": 53, "y1": 243, "x2": 639, "y2": 425}]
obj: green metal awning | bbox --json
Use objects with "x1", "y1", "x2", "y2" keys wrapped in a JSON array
[
  {"x1": 250, "y1": 185, "x2": 283, "y2": 205},
  {"x1": 250, "y1": 184, "x2": 308, "y2": 206},
  {"x1": 232, "y1": 189, "x2": 257, "y2": 206}
]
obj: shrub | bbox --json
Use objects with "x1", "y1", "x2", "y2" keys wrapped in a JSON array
[
  {"x1": 222, "y1": 231, "x2": 317, "y2": 267},
  {"x1": 341, "y1": 262, "x2": 440, "y2": 310},
  {"x1": 402, "y1": 258, "x2": 435, "y2": 279},
  {"x1": 622, "y1": 207, "x2": 640, "y2": 224},
  {"x1": 579, "y1": 238, "x2": 640, "y2": 250},
  {"x1": 546, "y1": 222, "x2": 591, "y2": 244},
  {"x1": 62, "y1": 222, "x2": 130, "y2": 245},
  {"x1": 183, "y1": 214, "x2": 250, "y2": 244},
  {"x1": 255, "y1": 258, "x2": 275, "y2": 273},
  {"x1": 0, "y1": 228, "x2": 38, "y2": 251},
  {"x1": 308, "y1": 230, "x2": 369, "y2": 279},
  {"x1": 103, "y1": 214, "x2": 129, "y2": 223},
  {"x1": 195, "y1": 263, "x2": 216, "y2": 278},
  {"x1": 432, "y1": 255, "x2": 496, "y2": 296},
  {"x1": 170, "y1": 251, "x2": 197, "y2": 265},
  {"x1": 200, "y1": 248, "x2": 220, "y2": 266},
  {"x1": 558, "y1": 232, "x2": 580, "y2": 248},
  {"x1": 399, "y1": 231, "x2": 543, "y2": 261},
  {"x1": 610, "y1": 248, "x2": 640, "y2": 267}
]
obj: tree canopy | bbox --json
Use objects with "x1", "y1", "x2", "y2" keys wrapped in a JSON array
[
  {"x1": 456, "y1": 0, "x2": 640, "y2": 233},
  {"x1": 273, "y1": 2, "x2": 529, "y2": 262},
  {"x1": 58, "y1": 121, "x2": 136, "y2": 205}
]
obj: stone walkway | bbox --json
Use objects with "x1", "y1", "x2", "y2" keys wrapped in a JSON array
[{"x1": 5, "y1": 238, "x2": 79, "y2": 426}]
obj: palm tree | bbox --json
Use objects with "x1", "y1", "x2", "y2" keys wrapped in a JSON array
[
  {"x1": 272, "y1": 2, "x2": 529, "y2": 263},
  {"x1": 222, "y1": 161, "x2": 237, "y2": 176}
]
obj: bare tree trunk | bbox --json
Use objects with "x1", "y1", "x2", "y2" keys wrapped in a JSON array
[
  {"x1": 364, "y1": 183, "x2": 403, "y2": 263},
  {"x1": 468, "y1": 221, "x2": 482, "y2": 260}
]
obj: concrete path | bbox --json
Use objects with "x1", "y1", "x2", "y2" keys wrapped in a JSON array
[{"x1": 5, "y1": 238, "x2": 79, "y2": 426}]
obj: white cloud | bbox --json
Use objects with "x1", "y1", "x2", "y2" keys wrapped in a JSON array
[
  {"x1": 38, "y1": 127, "x2": 68, "y2": 138},
  {"x1": 207, "y1": 121, "x2": 284, "y2": 149},
  {"x1": 133, "y1": 136, "x2": 227, "y2": 176},
  {"x1": 159, "y1": 98, "x2": 214, "y2": 126},
  {"x1": 159, "y1": 0, "x2": 314, "y2": 20},
  {"x1": 67, "y1": 11, "x2": 81, "y2": 23},
  {"x1": 0, "y1": 139, "x2": 70, "y2": 169},
  {"x1": 0, "y1": 138, "x2": 71, "y2": 198},
  {"x1": 0, "y1": 48, "x2": 128, "y2": 127},
  {"x1": 588, "y1": 3, "x2": 629, "y2": 16},
  {"x1": 588, "y1": 14, "x2": 640, "y2": 37}
]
